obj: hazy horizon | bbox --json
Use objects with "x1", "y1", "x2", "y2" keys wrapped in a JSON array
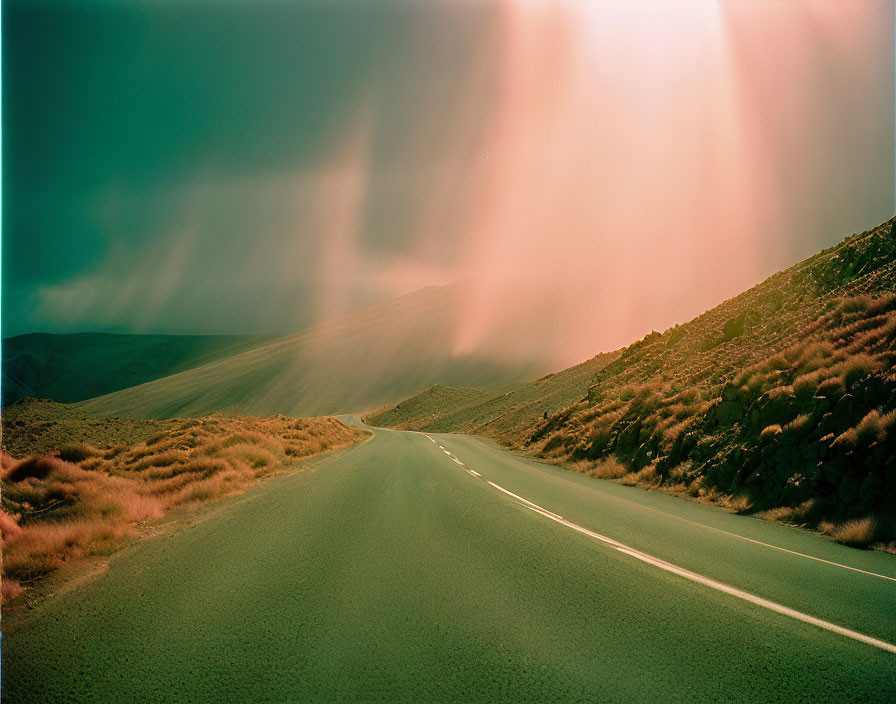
[{"x1": 4, "y1": 0, "x2": 894, "y2": 369}]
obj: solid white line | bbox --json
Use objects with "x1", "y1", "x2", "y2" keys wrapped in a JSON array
[
  {"x1": 519, "y1": 503, "x2": 896, "y2": 655},
  {"x1": 591, "y1": 487, "x2": 895, "y2": 582},
  {"x1": 426, "y1": 435, "x2": 893, "y2": 582},
  {"x1": 692, "y1": 522, "x2": 896, "y2": 583},
  {"x1": 420, "y1": 434, "x2": 895, "y2": 651},
  {"x1": 614, "y1": 546, "x2": 896, "y2": 654},
  {"x1": 521, "y1": 505, "x2": 626, "y2": 548},
  {"x1": 487, "y1": 481, "x2": 563, "y2": 521}
]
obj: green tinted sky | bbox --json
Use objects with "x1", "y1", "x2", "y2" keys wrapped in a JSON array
[
  {"x1": 3, "y1": 0, "x2": 501, "y2": 335},
  {"x1": 3, "y1": 1, "x2": 894, "y2": 365}
]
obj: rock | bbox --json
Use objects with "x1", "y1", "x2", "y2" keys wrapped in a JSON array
[
  {"x1": 633, "y1": 443, "x2": 652, "y2": 469},
  {"x1": 817, "y1": 413, "x2": 837, "y2": 437},
  {"x1": 832, "y1": 393, "x2": 857, "y2": 430},
  {"x1": 810, "y1": 395, "x2": 831, "y2": 416},
  {"x1": 836, "y1": 476, "x2": 859, "y2": 506},
  {"x1": 615, "y1": 418, "x2": 642, "y2": 455},
  {"x1": 759, "y1": 386, "x2": 798, "y2": 427},
  {"x1": 715, "y1": 400, "x2": 744, "y2": 426},
  {"x1": 772, "y1": 445, "x2": 800, "y2": 474},
  {"x1": 800, "y1": 437, "x2": 826, "y2": 465}
]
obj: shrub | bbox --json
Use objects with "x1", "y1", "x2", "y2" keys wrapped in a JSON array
[
  {"x1": 842, "y1": 354, "x2": 877, "y2": 389},
  {"x1": 619, "y1": 386, "x2": 638, "y2": 402},
  {"x1": 855, "y1": 410, "x2": 883, "y2": 445},
  {"x1": 822, "y1": 517, "x2": 877, "y2": 548},
  {"x1": 1, "y1": 413, "x2": 369, "y2": 601},
  {"x1": 760, "y1": 424, "x2": 783, "y2": 440},
  {"x1": 144, "y1": 432, "x2": 168, "y2": 446},
  {"x1": 588, "y1": 458, "x2": 628, "y2": 480},
  {"x1": 620, "y1": 465, "x2": 659, "y2": 486},
  {"x1": 57, "y1": 442, "x2": 97, "y2": 463},
  {"x1": 817, "y1": 375, "x2": 846, "y2": 399}
]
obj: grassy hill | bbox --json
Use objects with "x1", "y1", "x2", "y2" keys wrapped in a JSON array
[
  {"x1": 372, "y1": 216, "x2": 896, "y2": 548},
  {"x1": 74, "y1": 285, "x2": 545, "y2": 419},
  {"x1": 1, "y1": 398, "x2": 369, "y2": 601},
  {"x1": 1, "y1": 332, "x2": 273, "y2": 405},
  {"x1": 365, "y1": 351, "x2": 619, "y2": 443}
]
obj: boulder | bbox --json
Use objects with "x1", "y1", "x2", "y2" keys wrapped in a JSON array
[
  {"x1": 715, "y1": 400, "x2": 744, "y2": 426},
  {"x1": 832, "y1": 393, "x2": 857, "y2": 430},
  {"x1": 759, "y1": 386, "x2": 799, "y2": 427}
]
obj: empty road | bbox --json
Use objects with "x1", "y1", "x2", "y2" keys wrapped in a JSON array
[{"x1": 4, "y1": 422, "x2": 895, "y2": 702}]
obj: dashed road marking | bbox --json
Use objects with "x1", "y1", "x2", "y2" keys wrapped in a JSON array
[{"x1": 430, "y1": 437, "x2": 896, "y2": 654}]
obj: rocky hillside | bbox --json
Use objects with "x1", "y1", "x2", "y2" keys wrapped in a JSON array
[{"x1": 527, "y1": 216, "x2": 896, "y2": 546}]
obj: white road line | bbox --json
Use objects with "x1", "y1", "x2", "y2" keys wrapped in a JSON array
[
  {"x1": 517, "y1": 503, "x2": 896, "y2": 655},
  {"x1": 688, "y1": 522, "x2": 896, "y2": 583},
  {"x1": 435, "y1": 443, "x2": 469, "y2": 470},
  {"x1": 423, "y1": 436, "x2": 895, "y2": 651},
  {"x1": 430, "y1": 436, "x2": 893, "y2": 582},
  {"x1": 583, "y1": 486, "x2": 896, "y2": 583},
  {"x1": 486, "y1": 481, "x2": 564, "y2": 521},
  {"x1": 614, "y1": 545, "x2": 896, "y2": 654}
]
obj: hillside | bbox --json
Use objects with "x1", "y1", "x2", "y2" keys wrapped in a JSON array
[
  {"x1": 1, "y1": 398, "x2": 369, "y2": 601},
  {"x1": 1, "y1": 333, "x2": 273, "y2": 405},
  {"x1": 365, "y1": 351, "x2": 619, "y2": 443},
  {"x1": 74, "y1": 285, "x2": 545, "y2": 419},
  {"x1": 374, "y1": 217, "x2": 896, "y2": 547}
]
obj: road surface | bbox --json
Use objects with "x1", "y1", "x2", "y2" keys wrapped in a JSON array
[{"x1": 4, "y1": 422, "x2": 895, "y2": 702}]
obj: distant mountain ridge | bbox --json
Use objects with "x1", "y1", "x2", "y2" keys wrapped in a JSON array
[
  {"x1": 72, "y1": 285, "x2": 547, "y2": 419},
  {"x1": 1, "y1": 332, "x2": 274, "y2": 405}
]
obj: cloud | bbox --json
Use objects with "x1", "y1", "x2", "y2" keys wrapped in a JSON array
[{"x1": 15, "y1": 0, "x2": 895, "y2": 373}]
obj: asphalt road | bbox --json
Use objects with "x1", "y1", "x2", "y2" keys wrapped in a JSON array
[{"x1": 4, "y1": 423, "x2": 895, "y2": 702}]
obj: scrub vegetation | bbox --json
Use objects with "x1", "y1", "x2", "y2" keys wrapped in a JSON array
[
  {"x1": 1, "y1": 400, "x2": 369, "y2": 602},
  {"x1": 373, "y1": 217, "x2": 896, "y2": 549},
  {"x1": 365, "y1": 350, "x2": 620, "y2": 443}
]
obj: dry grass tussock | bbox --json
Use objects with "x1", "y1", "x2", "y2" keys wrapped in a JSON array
[
  {"x1": 818, "y1": 517, "x2": 877, "y2": 548},
  {"x1": 1, "y1": 414, "x2": 368, "y2": 602}
]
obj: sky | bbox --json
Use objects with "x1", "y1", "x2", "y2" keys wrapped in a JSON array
[{"x1": 4, "y1": 0, "x2": 894, "y2": 368}]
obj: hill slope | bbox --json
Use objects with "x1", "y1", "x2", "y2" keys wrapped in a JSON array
[
  {"x1": 365, "y1": 351, "x2": 619, "y2": 444},
  {"x1": 373, "y1": 217, "x2": 896, "y2": 545},
  {"x1": 75, "y1": 285, "x2": 545, "y2": 419},
  {"x1": 1, "y1": 333, "x2": 273, "y2": 405}
]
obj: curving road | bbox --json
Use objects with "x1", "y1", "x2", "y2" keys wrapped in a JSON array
[{"x1": 4, "y1": 422, "x2": 895, "y2": 702}]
